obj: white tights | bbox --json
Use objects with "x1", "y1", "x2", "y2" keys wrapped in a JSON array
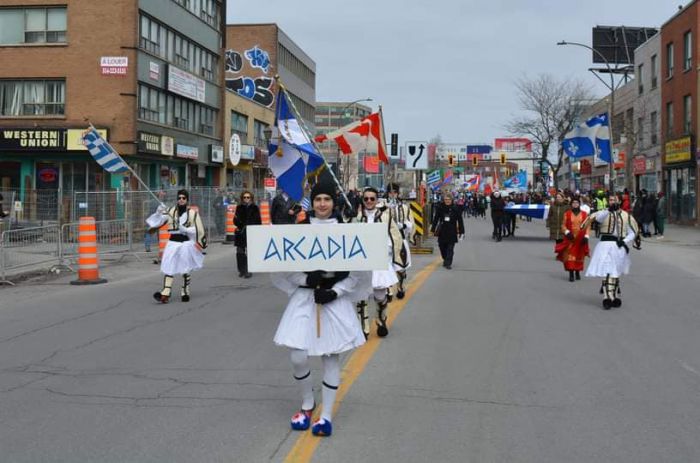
[{"x1": 290, "y1": 349, "x2": 340, "y2": 422}]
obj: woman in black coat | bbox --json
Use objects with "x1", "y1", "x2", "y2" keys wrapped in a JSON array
[
  {"x1": 430, "y1": 193, "x2": 465, "y2": 269},
  {"x1": 233, "y1": 190, "x2": 262, "y2": 278},
  {"x1": 490, "y1": 192, "x2": 506, "y2": 241}
]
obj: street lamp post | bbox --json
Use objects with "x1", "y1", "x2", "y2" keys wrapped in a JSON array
[
  {"x1": 557, "y1": 40, "x2": 616, "y2": 193},
  {"x1": 336, "y1": 98, "x2": 372, "y2": 190}
]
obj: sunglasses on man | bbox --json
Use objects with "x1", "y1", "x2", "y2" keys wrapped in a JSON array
[
  {"x1": 363, "y1": 197, "x2": 376, "y2": 202},
  {"x1": 177, "y1": 196, "x2": 187, "y2": 200}
]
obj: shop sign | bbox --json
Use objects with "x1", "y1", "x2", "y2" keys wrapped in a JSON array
[
  {"x1": 633, "y1": 156, "x2": 646, "y2": 175},
  {"x1": 0, "y1": 129, "x2": 66, "y2": 151},
  {"x1": 67, "y1": 129, "x2": 107, "y2": 150},
  {"x1": 38, "y1": 167, "x2": 58, "y2": 183},
  {"x1": 665, "y1": 136, "x2": 692, "y2": 164},
  {"x1": 240, "y1": 144, "x2": 255, "y2": 160},
  {"x1": 168, "y1": 65, "x2": 205, "y2": 103},
  {"x1": 645, "y1": 158, "x2": 656, "y2": 172},
  {"x1": 100, "y1": 56, "x2": 128, "y2": 76},
  {"x1": 176, "y1": 144, "x2": 198, "y2": 160},
  {"x1": 149, "y1": 61, "x2": 160, "y2": 81},
  {"x1": 613, "y1": 150, "x2": 626, "y2": 170},
  {"x1": 264, "y1": 177, "x2": 277, "y2": 189},
  {"x1": 161, "y1": 136, "x2": 174, "y2": 156},
  {"x1": 138, "y1": 132, "x2": 162, "y2": 154},
  {"x1": 210, "y1": 145, "x2": 224, "y2": 163},
  {"x1": 580, "y1": 159, "x2": 592, "y2": 175}
]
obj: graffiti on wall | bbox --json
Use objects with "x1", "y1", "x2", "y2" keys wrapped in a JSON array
[
  {"x1": 245, "y1": 46, "x2": 271, "y2": 73},
  {"x1": 225, "y1": 45, "x2": 274, "y2": 108}
]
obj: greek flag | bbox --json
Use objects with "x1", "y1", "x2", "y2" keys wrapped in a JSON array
[
  {"x1": 300, "y1": 197, "x2": 310, "y2": 211},
  {"x1": 268, "y1": 91, "x2": 325, "y2": 201},
  {"x1": 82, "y1": 128, "x2": 130, "y2": 173},
  {"x1": 563, "y1": 113, "x2": 611, "y2": 163}
]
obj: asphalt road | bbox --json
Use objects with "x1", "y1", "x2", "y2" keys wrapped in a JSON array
[{"x1": 0, "y1": 216, "x2": 698, "y2": 462}]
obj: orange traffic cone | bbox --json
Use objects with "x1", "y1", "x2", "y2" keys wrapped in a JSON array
[
  {"x1": 260, "y1": 200, "x2": 271, "y2": 225},
  {"x1": 223, "y1": 205, "x2": 237, "y2": 244},
  {"x1": 155, "y1": 223, "x2": 171, "y2": 264},
  {"x1": 70, "y1": 216, "x2": 107, "y2": 285}
]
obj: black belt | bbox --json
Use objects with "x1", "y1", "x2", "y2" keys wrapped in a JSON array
[
  {"x1": 169, "y1": 234, "x2": 189, "y2": 242},
  {"x1": 600, "y1": 234, "x2": 628, "y2": 253},
  {"x1": 600, "y1": 235, "x2": 618, "y2": 242}
]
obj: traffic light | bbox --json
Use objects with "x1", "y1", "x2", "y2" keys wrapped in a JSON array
[
  {"x1": 472, "y1": 156, "x2": 478, "y2": 167},
  {"x1": 448, "y1": 154, "x2": 455, "y2": 166},
  {"x1": 500, "y1": 153, "x2": 507, "y2": 165},
  {"x1": 390, "y1": 133, "x2": 398, "y2": 158}
]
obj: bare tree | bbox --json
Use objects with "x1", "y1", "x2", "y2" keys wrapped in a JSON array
[{"x1": 505, "y1": 74, "x2": 594, "y2": 191}]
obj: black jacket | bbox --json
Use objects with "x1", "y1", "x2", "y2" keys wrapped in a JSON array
[
  {"x1": 271, "y1": 194, "x2": 297, "y2": 224},
  {"x1": 233, "y1": 203, "x2": 262, "y2": 247},
  {"x1": 431, "y1": 203, "x2": 465, "y2": 244},
  {"x1": 490, "y1": 195, "x2": 506, "y2": 217}
]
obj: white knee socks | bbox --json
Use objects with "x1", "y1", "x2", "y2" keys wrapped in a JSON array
[
  {"x1": 321, "y1": 354, "x2": 340, "y2": 422},
  {"x1": 290, "y1": 349, "x2": 314, "y2": 410}
]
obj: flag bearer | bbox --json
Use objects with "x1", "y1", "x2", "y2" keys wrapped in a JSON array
[
  {"x1": 583, "y1": 192, "x2": 640, "y2": 309},
  {"x1": 271, "y1": 181, "x2": 370, "y2": 437},
  {"x1": 354, "y1": 187, "x2": 400, "y2": 338},
  {"x1": 386, "y1": 183, "x2": 414, "y2": 299},
  {"x1": 147, "y1": 190, "x2": 207, "y2": 303}
]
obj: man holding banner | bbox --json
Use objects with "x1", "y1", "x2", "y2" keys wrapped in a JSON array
[{"x1": 270, "y1": 181, "x2": 371, "y2": 437}]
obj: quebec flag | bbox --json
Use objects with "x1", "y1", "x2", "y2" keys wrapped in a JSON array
[
  {"x1": 563, "y1": 113, "x2": 611, "y2": 163},
  {"x1": 268, "y1": 91, "x2": 325, "y2": 201}
]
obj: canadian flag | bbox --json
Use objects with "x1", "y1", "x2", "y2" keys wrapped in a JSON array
[{"x1": 314, "y1": 112, "x2": 388, "y2": 164}]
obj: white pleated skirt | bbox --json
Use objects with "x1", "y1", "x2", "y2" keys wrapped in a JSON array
[
  {"x1": 160, "y1": 240, "x2": 204, "y2": 275},
  {"x1": 274, "y1": 289, "x2": 366, "y2": 356},
  {"x1": 585, "y1": 241, "x2": 630, "y2": 278}
]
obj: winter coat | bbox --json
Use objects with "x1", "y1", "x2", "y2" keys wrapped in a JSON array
[
  {"x1": 490, "y1": 196, "x2": 506, "y2": 217},
  {"x1": 431, "y1": 203, "x2": 464, "y2": 244},
  {"x1": 271, "y1": 194, "x2": 297, "y2": 224},
  {"x1": 656, "y1": 196, "x2": 667, "y2": 218},
  {"x1": 641, "y1": 197, "x2": 656, "y2": 224},
  {"x1": 233, "y1": 203, "x2": 262, "y2": 247}
]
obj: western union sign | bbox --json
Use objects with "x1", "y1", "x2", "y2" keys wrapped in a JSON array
[{"x1": 0, "y1": 129, "x2": 67, "y2": 150}]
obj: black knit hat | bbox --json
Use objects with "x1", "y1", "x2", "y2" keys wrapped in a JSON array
[
  {"x1": 310, "y1": 181, "x2": 335, "y2": 204},
  {"x1": 386, "y1": 182, "x2": 400, "y2": 193}
]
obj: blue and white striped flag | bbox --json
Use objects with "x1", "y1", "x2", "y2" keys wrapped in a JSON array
[
  {"x1": 504, "y1": 204, "x2": 550, "y2": 220},
  {"x1": 82, "y1": 128, "x2": 130, "y2": 173},
  {"x1": 300, "y1": 197, "x2": 310, "y2": 211}
]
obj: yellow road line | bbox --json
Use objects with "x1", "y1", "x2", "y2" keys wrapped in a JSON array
[{"x1": 284, "y1": 257, "x2": 441, "y2": 463}]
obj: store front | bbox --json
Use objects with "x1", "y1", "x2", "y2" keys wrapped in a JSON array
[
  {"x1": 664, "y1": 136, "x2": 697, "y2": 224},
  {"x1": 633, "y1": 156, "x2": 659, "y2": 193}
]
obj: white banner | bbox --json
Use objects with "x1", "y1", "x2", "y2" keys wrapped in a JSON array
[{"x1": 247, "y1": 223, "x2": 389, "y2": 272}]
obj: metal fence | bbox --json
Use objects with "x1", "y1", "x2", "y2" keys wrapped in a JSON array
[
  {"x1": 60, "y1": 220, "x2": 134, "y2": 267},
  {"x1": 0, "y1": 188, "x2": 67, "y2": 227},
  {"x1": 0, "y1": 224, "x2": 62, "y2": 284}
]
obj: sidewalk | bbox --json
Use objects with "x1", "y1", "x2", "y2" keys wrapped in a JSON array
[{"x1": 641, "y1": 223, "x2": 700, "y2": 247}]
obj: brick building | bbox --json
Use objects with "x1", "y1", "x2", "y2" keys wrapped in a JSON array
[
  {"x1": 0, "y1": 0, "x2": 226, "y2": 199},
  {"x1": 661, "y1": 2, "x2": 699, "y2": 224}
]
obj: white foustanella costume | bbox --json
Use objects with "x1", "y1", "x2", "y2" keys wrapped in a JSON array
[
  {"x1": 585, "y1": 209, "x2": 636, "y2": 278},
  {"x1": 147, "y1": 206, "x2": 205, "y2": 275},
  {"x1": 272, "y1": 217, "x2": 370, "y2": 356}
]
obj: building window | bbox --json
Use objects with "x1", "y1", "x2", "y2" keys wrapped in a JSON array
[
  {"x1": 667, "y1": 102, "x2": 674, "y2": 137},
  {"x1": 0, "y1": 7, "x2": 66, "y2": 44},
  {"x1": 171, "y1": 0, "x2": 221, "y2": 28},
  {"x1": 650, "y1": 111, "x2": 658, "y2": 145},
  {"x1": 138, "y1": 84, "x2": 217, "y2": 135},
  {"x1": 231, "y1": 110, "x2": 248, "y2": 144},
  {"x1": 637, "y1": 117, "x2": 644, "y2": 147},
  {"x1": 637, "y1": 63, "x2": 644, "y2": 94},
  {"x1": 0, "y1": 79, "x2": 65, "y2": 116},
  {"x1": 683, "y1": 95, "x2": 692, "y2": 134},
  {"x1": 667, "y1": 42, "x2": 674, "y2": 78},
  {"x1": 650, "y1": 54, "x2": 658, "y2": 88},
  {"x1": 253, "y1": 119, "x2": 269, "y2": 148},
  {"x1": 683, "y1": 31, "x2": 692, "y2": 71}
]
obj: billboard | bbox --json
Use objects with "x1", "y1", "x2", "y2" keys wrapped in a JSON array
[
  {"x1": 494, "y1": 138, "x2": 532, "y2": 152},
  {"x1": 592, "y1": 26, "x2": 658, "y2": 65}
]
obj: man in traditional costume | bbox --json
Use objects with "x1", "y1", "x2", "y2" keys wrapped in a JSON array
[
  {"x1": 147, "y1": 190, "x2": 207, "y2": 303},
  {"x1": 555, "y1": 197, "x2": 590, "y2": 282},
  {"x1": 386, "y1": 182, "x2": 414, "y2": 299},
  {"x1": 271, "y1": 181, "x2": 370, "y2": 437},
  {"x1": 354, "y1": 187, "x2": 400, "y2": 338},
  {"x1": 583, "y1": 193, "x2": 641, "y2": 309}
]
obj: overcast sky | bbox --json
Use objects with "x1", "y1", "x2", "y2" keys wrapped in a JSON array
[{"x1": 227, "y1": 0, "x2": 679, "y2": 145}]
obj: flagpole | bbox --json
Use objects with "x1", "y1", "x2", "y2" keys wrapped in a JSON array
[
  {"x1": 87, "y1": 122, "x2": 165, "y2": 207},
  {"x1": 274, "y1": 76, "x2": 354, "y2": 211}
]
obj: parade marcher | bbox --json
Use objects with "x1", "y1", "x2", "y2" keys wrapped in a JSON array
[
  {"x1": 583, "y1": 193, "x2": 641, "y2": 309},
  {"x1": 490, "y1": 191, "x2": 506, "y2": 241},
  {"x1": 655, "y1": 192, "x2": 666, "y2": 239},
  {"x1": 386, "y1": 182, "x2": 414, "y2": 299},
  {"x1": 147, "y1": 189, "x2": 207, "y2": 303},
  {"x1": 354, "y1": 187, "x2": 400, "y2": 338},
  {"x1": 546, "y1": 192, "x2": 570, "y2": 246},
  {"x1": 430, "y1": 192, "x2": 465, "y2": 269},
  {"x1": 271, "y1": 190, "x2": 300, "y2": 225},
  {"x1": 233, "y1": 191, "x2": 262, "y2": 278},
  {"x1": 555, "y1": 197, "x2": 590, "y2": 281},
  {"x1": 271, "y1": 180, "x2": 370, "y2": 437}
]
